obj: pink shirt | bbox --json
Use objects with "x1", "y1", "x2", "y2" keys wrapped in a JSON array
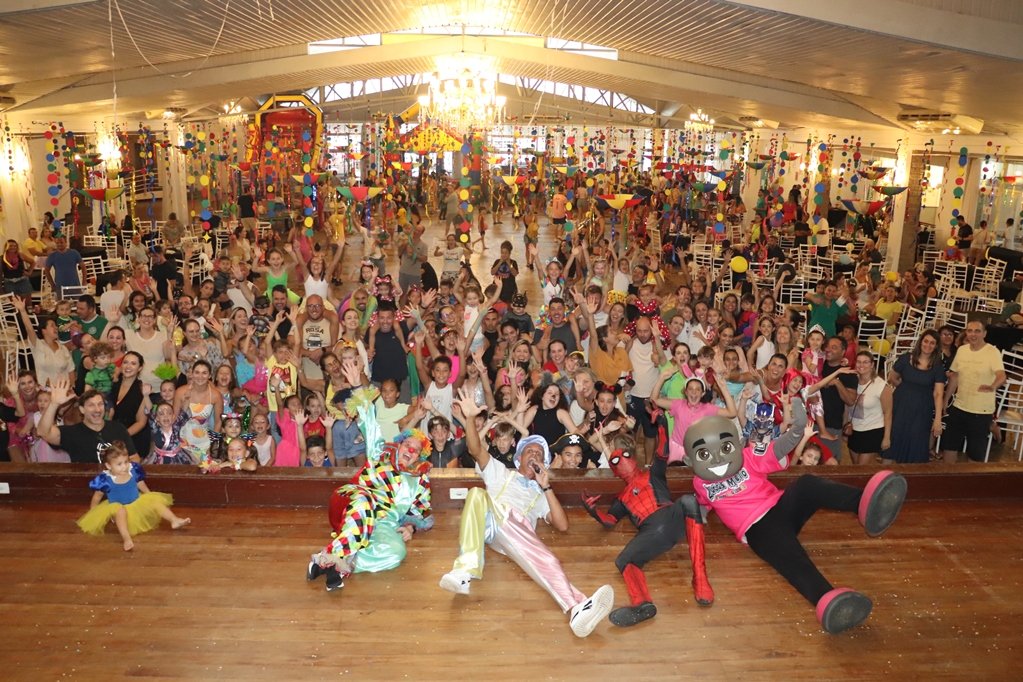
[
  {"x1": 693, "y1": 443, "x2": 788, "y2": 542},
  {"x1": 668, "y1": 401, "x2": 718, "y2": 461}
]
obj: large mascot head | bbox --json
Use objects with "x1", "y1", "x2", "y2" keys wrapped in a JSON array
[{"x1": 682, "y1": 415, "x2": 744, "y2": 482}]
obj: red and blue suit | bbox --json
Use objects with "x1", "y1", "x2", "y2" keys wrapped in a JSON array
[{"x1": 582, "y1": 424, "x2": 713, "y2": 626}]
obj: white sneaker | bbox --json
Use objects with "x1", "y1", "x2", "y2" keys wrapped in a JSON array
[
  {"x1": 569, "y1": 585, "x2": 614, "y2": 638},
  {"x1": 439, "y1": 571, "x2": 472, "y2": 595}
]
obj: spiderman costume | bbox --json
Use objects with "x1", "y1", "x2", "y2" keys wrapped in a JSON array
[{"x1": 583, "y1": 420, "x2": 713, "y2": 627}]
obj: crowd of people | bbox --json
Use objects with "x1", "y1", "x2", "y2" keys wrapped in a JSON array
[{"x1": 0, "y1": 168, "x2": 1008, "y2": 475}]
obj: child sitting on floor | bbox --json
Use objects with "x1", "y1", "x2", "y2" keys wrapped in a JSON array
[{"x1": 76, "y1": 441, "x2": 190, "y2": 551}]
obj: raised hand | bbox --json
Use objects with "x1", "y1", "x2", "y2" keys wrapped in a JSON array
[
  {"x1": 453, "y1": 387, "x2": 482, "y2": 419},
  {"x1": 340, "y1": 357, "x2": 362, "y2": 387},
  {"x1": 581, "y1": 491, "x2": 601, "y2": 513}
]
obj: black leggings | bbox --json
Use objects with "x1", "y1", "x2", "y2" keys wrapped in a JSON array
[
  {"x1": 615, "y1": 497, "x2": 699, "y2": 572},
  {"x1": 744, "y1": 475, "x2": 862, "y2": 605}
]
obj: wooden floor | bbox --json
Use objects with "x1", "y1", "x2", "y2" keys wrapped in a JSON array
[{"x1": 1, "y1": 500, "x2": 1021, "y2": 680}]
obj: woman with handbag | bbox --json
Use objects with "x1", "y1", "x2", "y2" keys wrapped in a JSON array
[{"x1": 847, "y1": 351, "x2": 892, "y2": 465}]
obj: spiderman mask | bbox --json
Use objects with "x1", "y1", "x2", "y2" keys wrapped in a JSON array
[{"x1": 609, "y1": 448, "x2": 639, "y2": 481}]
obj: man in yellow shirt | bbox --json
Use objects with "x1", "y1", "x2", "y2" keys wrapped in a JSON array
[
  {"x1": 941, "y1": 321, "x2": 1005, "y2": 463},
  {"x1": 23, "y1": 227, "x2": 47, "y2": 260}
]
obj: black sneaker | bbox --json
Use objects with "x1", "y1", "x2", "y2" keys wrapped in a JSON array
[
  {"x1": 307, "y1": 558, "x2": 324, "y2": 582},
  {"x1": 325, "y1": 566, "x2": 345, "y2": 592},
  {"x1": 609, "y1": 602, "x2": 657, "y2": 627}
]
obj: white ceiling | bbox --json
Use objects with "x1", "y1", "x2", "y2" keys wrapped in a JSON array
[{"x1": 1, "y1": 0, "x2": 1021, "y2": 135}]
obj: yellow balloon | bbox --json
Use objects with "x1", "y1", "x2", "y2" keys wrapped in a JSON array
[
  {"x1": 466, "y1": 204, "x2": 474, "y2": 213},
  {"x1": 845, "y1": 242, "x2": 855, "y2": 252},
  {"x1": 459, "y1": 189, "x2": 469, "y2": 200},
  {"x1": 946, "y1": 238, "x2": 957, "y2": 247},
  {"x1": 566, "y1": 202, "x2": 573, "y2": 211},
  {"x1": 886, "y1": 271, "x2": 899, "y2": 282},
  {"x1": 717, "y1": 181, "x2": 727, "y2": 191},
  {"x1": 186, "y1": 175, "x2": 195, "y2": 185},
  {"x1": 267, "y1": 185, "x2": 274, "y2": 193},
  {"x1": 586, "y1": 178, "x2": 595, "y2": 187},
  {"x1": 197, "y1": 131, "x2": 206, "y2": 141},
  {"x1": 304, "y1": 216, "x2": 314, "y2": 228},
  {"x1": 716, "y1": 213, "x2": 724, "y2": 222},
  {"x1": 199, "y1": 175, "x2": 210, "y2": 186},
  {"x1": 303, "y1": 163, "x2": 311, "y2": 172},
  {"x1": 730, "y1": 256, "x2": 749, "y2": 273},
  {"x1": 461, "y1": 167, "x2": 469, "y2": 176}
]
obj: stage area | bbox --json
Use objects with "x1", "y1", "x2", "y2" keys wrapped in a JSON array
[{"x1": 1, "y1": 498, "x2": 1021, "y2": 680}]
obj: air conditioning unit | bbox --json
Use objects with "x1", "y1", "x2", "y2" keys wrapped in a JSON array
[{"x1": 896, "y1": 112, "x2": 984, "y2": 135}]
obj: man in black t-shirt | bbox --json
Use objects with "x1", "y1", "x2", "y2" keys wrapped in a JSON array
[
  {"x1": 955, "y1": 215, "x2": 973, "y2": 251},
  {"x1": 150, "y1": 247, "x2": 181, "y2": 300},
  {"x1": 369, "y1": 301, "x2": 410, "y2": 400},
  {"x1": 37, "y1": 383, "x2": 137, "y2": 463},
  {"x1": 238, "y1": 185, "x2": 257, "y2": 240},
  {"x1": 816, "y1": 336, "x2": 858, "y2": 463}
]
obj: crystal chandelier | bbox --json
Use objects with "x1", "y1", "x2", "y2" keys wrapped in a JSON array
[
  {"x1": 418, "y1": 60, "x2": 507, "y2": 135},
  {"x1": 685, "y1": 108, "x2": 715, "y2": 135}
]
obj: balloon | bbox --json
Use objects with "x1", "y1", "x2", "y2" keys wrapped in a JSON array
[
  {"x1": 564, "y1": 221, "x2": 574, "y2": 232},
  {"x1": 845, "y1": 242, "x2": 855, "y2": 252},
  {"x1": 565, "y1": 202, "x2": 573, "y2": 211},
  {"x1": 946, "y1": 238, "x2": 957, "y2": 246},
  {"x1": 730, "y1": 256, "x2": 749, "y2": 273},
  {"x1": 459, "y1": 189, "x2": 469, "y2": 200},
  {"x1": 885, "y1": 271, "x2": 898, "y2": 282},
  {"x1": 839, "y1": 253, "x2": 852, "y2": 265},
  {"x1": 459, "y1": 233, "x2": 469, "y2": 243}
]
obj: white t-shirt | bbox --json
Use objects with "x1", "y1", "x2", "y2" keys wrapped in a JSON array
[
  {"x1": 851, "y1": 376, "x2": 887, "y2": 431},
  {"x1": 32, "y1": 339, "x2": 74, "y2": 388},
  {"x1": 476, "y1": 457, "x2": 551, "y2": 528},
  {"x1": 629, "y1": 338, "x2": 659, "y2": 399},
  {"x1": 124, "y1": 328, "x2": 167, "y2": 388},
  {"x1": 441, "y1": 245, "x2": 464, "y2": 274},
  {"x1": 99, "y1": 289, "x2": 126, "y2": 317}
]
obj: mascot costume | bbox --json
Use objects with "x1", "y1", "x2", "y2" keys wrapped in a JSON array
[
  {"x1": 681, "y1": 397, "x2": 907, "y2": 634},
  {"x1": 306, "y1": 387, "x2": 433, "y2": 591},
  {"x1": 582, "y1": 429, "x2": 713, "y2": 627}
]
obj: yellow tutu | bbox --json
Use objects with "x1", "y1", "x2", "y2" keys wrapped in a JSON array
[{"x1": 76, "y1": 492, "x2": 174, "y2": 536}]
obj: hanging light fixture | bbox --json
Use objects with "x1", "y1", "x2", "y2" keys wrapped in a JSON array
[
  {"x1": 418, "y1": 56, "x2": 507, "y2": 135},
  {"x1": 685, "y1": 108, "x2": 715, "y2": 135}
]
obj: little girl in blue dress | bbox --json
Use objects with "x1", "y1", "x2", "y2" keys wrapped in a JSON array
[{"x1": 77, "y1": 442, "x2": 190, "y2": 551}]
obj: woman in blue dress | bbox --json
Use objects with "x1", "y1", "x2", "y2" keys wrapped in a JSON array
[{"x1": 882, "y1": 330, "x2": 946, "y2": 464}]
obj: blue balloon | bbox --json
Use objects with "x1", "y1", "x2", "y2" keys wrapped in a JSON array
[
  {"x1": 302, "y1": 131, "x2": 311, "y2": 141},
  {"x1": 952, "y1": 209, "x2": 960, "y2": 217},
  {"x1": 47, "y1": 186, "x2": 60, "y2": 196},
  {"x1": 200, "y1": 210, "x2": 212, "y2": 220},
  {"x1": 814, "y1": 182, "x2": 826, "y2": 193}
]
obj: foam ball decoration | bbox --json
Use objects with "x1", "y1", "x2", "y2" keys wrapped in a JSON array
[
  {"x1": 716, "y1": 213, "x2": 724, "y2": 222},
  {"x1": 461, "y1": 167, "x2": 469, "y2": 176},
  {"x1": 304, "y1": 217, "x2": 314, "y2": 228},
  {"x1": 459, "y1": 233, "x2": 469, "y2": 243},
  {"x1": 305, "y1": 228, "x2": 314, "y2": 237},
  {"x1": 566, "y1": 201, "x2": 573, "y2": 211},
  {"x1": 730, "y1": 256, "x2": 749, "y2": 273},
  {"x1": 846, "y1": 243, "x2": 855, "y2": 252},
  {"x1": 868, "y1": 337, "x2": 891, "y2": 356},
  {"x1": 947, "y1": 238, "x2": 957, "y2": 247},
  {"x1": 459, "y1": 189, "x2": 469, "y2": 200},
  {"x1": 714, "y1": 221, "x2": 726, "y2": 234}
]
